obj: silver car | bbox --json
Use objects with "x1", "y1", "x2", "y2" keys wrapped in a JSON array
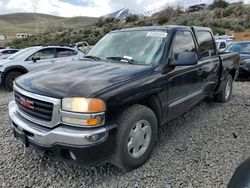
[{"x1": 0, "y1": 46, "x2": 85, "y2": 90}]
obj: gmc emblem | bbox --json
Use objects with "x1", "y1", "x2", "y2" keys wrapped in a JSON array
[{"x1": 20, "y1": 97, "x2": 34, "y2": 110}]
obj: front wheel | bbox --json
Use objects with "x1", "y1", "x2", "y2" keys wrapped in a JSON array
[
  {"x1": 214, "y1": 75, "x2": 233, "y2": 103},
  {"x1": 111, "y1": 104, "x2": 158, "y2": 171},
  {"x1": 4, "y1": 71, "x2": 23, "y2": 91}
]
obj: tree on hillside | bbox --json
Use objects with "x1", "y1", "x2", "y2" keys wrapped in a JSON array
[
  {"x1": 210, "y1": 0, "x2": 229, "y2": 9},
  {"x1": 210, "y1": 0, "x2": 229, "y2": 18}
]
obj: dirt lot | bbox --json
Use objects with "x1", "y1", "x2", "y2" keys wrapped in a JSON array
[{"x1": 0, "y1": 81, "x2": 250, "y2": 188}]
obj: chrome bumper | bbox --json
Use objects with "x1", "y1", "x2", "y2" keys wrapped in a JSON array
[{"x1": 9, "y1": 100, "x2": 115, "y2": 147}]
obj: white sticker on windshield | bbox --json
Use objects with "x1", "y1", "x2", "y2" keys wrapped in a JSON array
[
  {"x1": 146, "y1": 32, "x2": 168, "y2": 38},
  {"x1": 123, "y1": 56, "x2": 133, "y2": 60}
]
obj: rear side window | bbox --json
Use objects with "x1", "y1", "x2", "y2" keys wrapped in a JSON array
[
  {"x1": 196, "y1": 31, "x2": 216, "y2": 58},
  {"x1": 56, "y1": 48, "x2": 78, "y2": 58},
  {"x1": 172, "y1": 30, "x2": 196, "y2": 61},
  {"x1": 1, "y1": 50, "x2": 8, "y2": 54}
]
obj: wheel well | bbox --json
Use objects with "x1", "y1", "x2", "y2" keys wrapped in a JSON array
[
  {"x1": 106, "y1": 95, "x2": 162, "y2": 126},
  {"x1": 229, "y1": 69, "x2": 236, "y2": 80},
  {"x1": 137, "y1": 95, "x2": 162, "y2": 126},
  {"x1": 3, "y1": 68, "x2": 27, "y2": 85}
]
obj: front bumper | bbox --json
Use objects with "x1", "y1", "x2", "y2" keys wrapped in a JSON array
[{"x1": 9, "y1": 100, "x2": 116, "y2": 163}]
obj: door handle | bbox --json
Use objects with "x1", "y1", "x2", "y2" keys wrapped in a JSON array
[
  {"x1": 51, "y1": 60, "x2": 55, "y2": 63},
  {"x1": 197, "y1": 67, "x2": 203, "y2": 75}
]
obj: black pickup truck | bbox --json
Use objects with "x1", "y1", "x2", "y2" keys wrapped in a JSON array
[{"x1": 9, "y1": 26, "x2": 239, "y2": 171}]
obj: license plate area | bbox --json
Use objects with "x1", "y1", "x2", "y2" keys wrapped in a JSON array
[{"x1": 13, "y1": 129, "x2": 29, "y2": 147}]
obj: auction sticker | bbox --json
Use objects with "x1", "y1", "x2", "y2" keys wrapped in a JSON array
[{"x1": 146, "y1": 32, "x2": 168, "y2": 38}]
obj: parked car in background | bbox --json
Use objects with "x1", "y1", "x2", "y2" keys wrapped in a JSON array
[
  {"x1": 9, "y1": 26, "x2": 239, "y2": 171},
  {"x1": 0, "y1": 46, "x2": 85, "y2": 90},
  {"x1": 0, "y1": 49, "x2": 19, "y2": 59},
  {"x1": 74, "y1": 41, "x2": 93, "y2": 53},
  {"x1": 188, "y1": 3, "x2": 208, "y2": 12},
  {"x1": 225, "y1": 41, "x2": 250, "y2": 78},
  {"x1": 215, "y1": 39, "x2": 233, "y2": 53}
]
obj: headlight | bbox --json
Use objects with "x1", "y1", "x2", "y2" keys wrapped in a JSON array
[
  {"x1": 61, "y1": 97, "x2": 106, "y2": 126},
  {"x1": 62, "y1": 97, "x2": 106, "y2": 113}
]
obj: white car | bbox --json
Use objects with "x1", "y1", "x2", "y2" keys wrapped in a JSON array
[
  {"x1": 216, "y1": 39, "x2": 234, "y2": 53},
  {"x1": 0, "y1": 49, "x2": 19, "y2": 59},
  {"x1": 0, "y1": 46, "x2": 85, "y2": 90}
]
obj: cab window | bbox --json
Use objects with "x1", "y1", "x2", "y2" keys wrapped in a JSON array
[
  {"x1": 172, "y1": 30, "x2": 196, "y2": 62},
  {"x1": 196, "y1": 31, "x2": 216, "y2": 58}
]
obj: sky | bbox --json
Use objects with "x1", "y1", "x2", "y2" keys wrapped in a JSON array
[{"x1": 0, "y1": 0, "x2": 249, "y2": 17}]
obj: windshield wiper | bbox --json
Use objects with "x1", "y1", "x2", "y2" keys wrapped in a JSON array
[
  {"x1": 106, "y1": 56, "x2": 135, "y2": 64},
  {"x1": 84, "y1": 55, "x2": 101, "y2": 61}
]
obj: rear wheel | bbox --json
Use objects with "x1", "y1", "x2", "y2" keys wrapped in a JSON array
[
  {"x1": 111, "y1": 104, "x2": 158, "y2": 171},
  {"x1": 214, "y1": 75, "x2": 233, "y2": 103},
  {"x1": 4, "y1": 71, "x2": 23, "y2": 91}
]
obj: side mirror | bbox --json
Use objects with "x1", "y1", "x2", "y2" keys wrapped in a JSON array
[
  {"x1": 173, "y1": 52, "x2": 199, "y2": 66},
  {"x1": 32, "y1": 56, "x2": 40, "y2": 62}
]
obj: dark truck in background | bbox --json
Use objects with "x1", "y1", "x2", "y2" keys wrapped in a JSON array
[{"x1": 9, "y1": 26, "x2": 239, "y2": 171}]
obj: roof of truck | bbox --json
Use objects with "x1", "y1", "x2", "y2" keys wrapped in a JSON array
[{"x1": 112, "y1": 25, "x2": 211, "y2": 32}]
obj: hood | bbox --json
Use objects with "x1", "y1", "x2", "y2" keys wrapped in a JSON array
[
  {"x1": 240, "y1": 54, "x2": 250, "y2": 64},
  {"x1": 0, "y1": 59, "x2": 13, "y2": 66},
  {"x1": 16, "y1": 60, "x2": 154, "y2": 98}
]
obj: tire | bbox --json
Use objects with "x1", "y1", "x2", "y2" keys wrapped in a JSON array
[
  {"x1": 214, "y1": 75, "x2": 233, "y2": 103},
  {"x1": 111, "y1": 104, "x2": 158, "y2": 171},
  {"x1": 4, "y1": 71, "x2": 23, "y2": 91}
]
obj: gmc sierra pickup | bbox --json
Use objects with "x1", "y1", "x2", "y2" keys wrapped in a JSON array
[{"x1": 9, "y1": 26, "x2": 239, "y2": 171}]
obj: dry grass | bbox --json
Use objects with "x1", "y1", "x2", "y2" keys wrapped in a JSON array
[{"x1": 233, "y1": 30, "x2": 250, "y2": 41}]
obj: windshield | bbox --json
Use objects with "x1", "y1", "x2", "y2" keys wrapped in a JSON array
[
  {"x1": 225, "y1": 42, "x2": 250, "y2": 54},
  {"x1": 87, "y1": 30, "x2": 168, "y2": 65},
  {"x1": 7, "y1": 47, "x2": 40, "y2": 60}
]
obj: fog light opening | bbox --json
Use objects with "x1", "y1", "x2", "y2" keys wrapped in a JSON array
[
  {"x1": 69, "y1": 151, "x2": 76, "y2": 161},
  {"x1": 88, "y1": 132, "x2": 106, "y2": 142},
  {"x1": 89, "y1": 134, "x2": 99, "y2": 142}
]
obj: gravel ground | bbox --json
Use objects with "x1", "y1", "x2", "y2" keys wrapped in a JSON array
[{"x1": 0, "y1": 81, "x2": 250, "y2": 188}]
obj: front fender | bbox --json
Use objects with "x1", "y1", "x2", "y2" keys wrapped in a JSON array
[{"x1": 3, "y1": 65, "x2": 28, "y2": 74}]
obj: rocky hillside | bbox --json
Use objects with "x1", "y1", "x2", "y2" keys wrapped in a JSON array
[
  {"x1": 8, "y1": 2, "x2": 250, "y2": 48},
  {"x1": 0, "y1": 13, "x2": 97, "y2": 36}
]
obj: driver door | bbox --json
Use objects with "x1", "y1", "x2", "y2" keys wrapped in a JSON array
[
  {"x1": 166, "y1": 30, "x2": 204, "y2": 121},
  {"x1": 25, "y1": 48, "x2": 56, "y2": 71}
]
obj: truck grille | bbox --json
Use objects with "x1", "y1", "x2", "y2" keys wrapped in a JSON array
[{"x1": 14, "y1": 91, "x2": 53, "y2": 121}]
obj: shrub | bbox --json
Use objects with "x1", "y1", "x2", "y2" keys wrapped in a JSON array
[
  {"x1": 214, "y1": 9, "x2": 223, "y2": 18},
  {"x1": 126, "y1": 14, "x2": 139, "y2": 23},
  {"x1": 223, "y1": 7, "x2": 234, "y2": 17},
  {"x1": 212, "y1": 27, "x2": 225, "y2": 35},
  {"x1": 232, "y1": 24, "x2": 245, "y2": 32},
  {"x1": 95, "y1": 18, "x2": 104, "y2": 27},
  {"x1": 157, "y1": 15, "x2": 169, "y2": 25},
  {"x1": 220, "y1": 20, "x2": 231, "y2": 29},
  {"x1": 104, "y1": 17, "x2": 118, "y2": 24}
]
